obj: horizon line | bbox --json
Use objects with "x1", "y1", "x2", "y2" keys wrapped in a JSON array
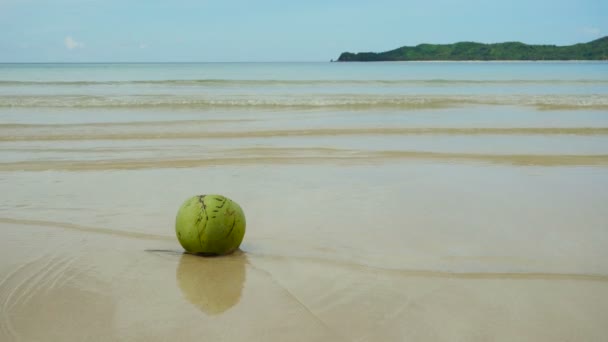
[
  {"x1": 0, "y1": 61, "x2": 332, "y2": 64},
  {"x1": 2, "y1": 60, "x2": 608, "y2": 64}
]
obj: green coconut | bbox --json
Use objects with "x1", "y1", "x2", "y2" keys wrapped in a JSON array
[{"x1": 175, "y1": 195, "x2": 246, "y2": 255}]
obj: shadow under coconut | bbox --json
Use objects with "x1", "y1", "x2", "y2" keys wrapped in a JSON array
[{"x1": 176, "y1": 250, "x2": 247, "y2": 315}]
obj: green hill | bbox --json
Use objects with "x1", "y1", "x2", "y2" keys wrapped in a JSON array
[{"x1": 337, "y1": 37, "x2": 608, "y2": 61}]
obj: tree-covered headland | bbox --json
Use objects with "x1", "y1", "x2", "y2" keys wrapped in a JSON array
[{"x1": 337, "y1": 37, "x2": 608, "y2": 61}]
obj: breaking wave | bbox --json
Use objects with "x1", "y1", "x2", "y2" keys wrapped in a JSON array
[{"x1": 1, "y1": 94, "x2": 607, "y2": 110}]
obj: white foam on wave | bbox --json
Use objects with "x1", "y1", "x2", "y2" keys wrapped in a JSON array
[{"x1": 0, "y1": 94, "x2": 607, "y2": 109}]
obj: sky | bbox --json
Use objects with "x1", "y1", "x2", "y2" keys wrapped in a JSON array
[{"x1": 0, "y1": 0, "x2": 606, "y2": 62}]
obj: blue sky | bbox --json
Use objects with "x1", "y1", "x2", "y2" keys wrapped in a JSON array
[{"x1": 1, "y1": 0, "x2": 605, "y2": 62}]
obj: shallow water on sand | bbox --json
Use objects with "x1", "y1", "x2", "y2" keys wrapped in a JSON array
[{"x1": 1, "y1": 62, "x2": 608, "y2": 341}]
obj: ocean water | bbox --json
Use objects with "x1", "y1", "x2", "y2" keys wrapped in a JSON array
[
  {"x1": 1, "y1": 61, "x2": 608, "y2": 273},
  {"x1": 1, "y1": 62, "x2": 608, "y2": 110}
]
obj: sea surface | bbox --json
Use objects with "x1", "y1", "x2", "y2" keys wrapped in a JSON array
[{"x1": 1, "y1": 62, "x2": 608, "y2": 341}]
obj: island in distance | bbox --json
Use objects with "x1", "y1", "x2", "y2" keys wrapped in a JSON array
[{"x1": 337, "y1": 36, "x2": 608, "y2": 61}]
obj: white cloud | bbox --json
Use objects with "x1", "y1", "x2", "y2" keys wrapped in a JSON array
[
  {"x1": 581, "y1": 27, "x2": 601, "y2": 37},
  {"x1": 64, "y1": 36, "x2": 84, "y2": 50}
]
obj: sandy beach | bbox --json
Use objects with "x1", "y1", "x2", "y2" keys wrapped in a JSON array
[{"x1": 1, "y1": 62, "x2": 608, "y2": 341}]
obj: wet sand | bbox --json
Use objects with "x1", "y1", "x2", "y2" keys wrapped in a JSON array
[{"x1": 2, "y1": 106, "x2": 608, "y2": 341}]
